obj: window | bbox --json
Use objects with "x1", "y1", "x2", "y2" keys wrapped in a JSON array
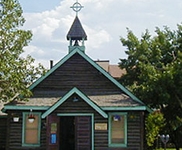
[
  {"x1": 22, "y1": 112, "x2": 41, "y2": 147},
  {"x1": 109, "y1": 113, "x2": 127, "y2": 147}
]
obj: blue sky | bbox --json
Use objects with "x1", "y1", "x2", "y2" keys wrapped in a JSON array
[
  {"x1": 18, "y1": 0, "x2": 182, "y2": 68},
  {"x1": 20, "y1": 0, "x2": 61, "y2": 13}
]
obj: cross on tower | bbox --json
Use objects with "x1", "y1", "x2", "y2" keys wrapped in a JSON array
[{"x1": 70, "y1": 0, "x2": 84, "y2": 16}]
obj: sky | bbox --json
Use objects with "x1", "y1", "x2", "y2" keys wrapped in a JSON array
[{"x1": 18, "y1": 0, "x2": 182, "y2": 68}]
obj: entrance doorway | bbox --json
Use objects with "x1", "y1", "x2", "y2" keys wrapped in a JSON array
[
  {"x1": 59, "y1": 116, "x2": 75, "y2": 150},
  {"x1": 59, "y1": 116, "x2": 92, "y2": 150},
  {"x1": 47, "y1": 115, "x2": 92, "y2": 150}
]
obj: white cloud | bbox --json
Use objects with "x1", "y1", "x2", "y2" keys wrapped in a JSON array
[
  {"x1": 22, "y1": 45, "x2": 45, "y2": 57},
  {"x1": 20, "y1": 0, "x2": 182, "y2": 68},
  {"x1": 86, "y1": 27, "x2": 112, "y2": 49},
  {"x1": 38, "y1": 18, "x2": 59, "y2": 36}
]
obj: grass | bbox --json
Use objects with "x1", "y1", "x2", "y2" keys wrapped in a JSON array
[{"x1": 157, "y1": 148, "x2": 182, "y2": 150}]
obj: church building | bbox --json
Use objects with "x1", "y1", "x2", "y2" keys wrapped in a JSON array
[{"x1": 1, "y1": 1, "x2": 150, "y2": 150}]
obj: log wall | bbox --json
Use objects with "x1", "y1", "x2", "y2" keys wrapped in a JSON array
[
  {"x1": 6, "y1": 111, "x2": 46, "y2": 150},
  {"x1": 32, "y1": 53, "x2": 122, "y2": 97},
  {"x1": 0, "y1": 117, "x2": 7, "y2": 150},
  {"x1": 5, "y1": 99, "x2": 144, "y2": 150}
]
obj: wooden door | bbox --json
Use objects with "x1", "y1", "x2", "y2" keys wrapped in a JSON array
[
  {"x1": 75, "y1": 116, "x2": 91, "y2": 150},
  {"x1": 47, "y1": 114, "x2": 59, "y2": 150}
]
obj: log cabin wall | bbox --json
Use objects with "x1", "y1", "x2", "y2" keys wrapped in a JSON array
[
  {"x1": 0, "y1": 117, "x2": 7, "y2": 150},
  {"x1": 127, "y1": 112, "x2": 144, "y2": 150},
  {"x1": 53, "y1": 95, "x2": 144, "y2": 150},
  {"x1": 4, "y1": 53, "x2": 146, "y2": 150},
  {"x1": 94, "y1": 115, "x2": 108, "y2": 150},
  {"x1": 5, "y1": 100, "x2": 145, "y2": 150},
  {"x1": 32, "y1": 53, "x2": 122, "y2": 97},
  {"x1": 54, "y1": 95, "x2": 109, "y2": 150},
  {"x1": 6, "y1": 111, "x2": 47, "y2": 150},
  {"x1": 96, "y1": 111, "x2": 144, "y2": 150}
]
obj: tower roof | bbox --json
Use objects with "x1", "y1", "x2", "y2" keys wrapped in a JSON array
[{"x1": 67, "y1": 16, "x2": 87, "y2": 41}]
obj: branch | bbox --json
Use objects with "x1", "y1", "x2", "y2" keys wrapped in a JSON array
[
  {"x1": 168, "y1": 51, "x2": 177, "y2": 61},
  {"x1": 174, "y1": 93, "x2": 182, "y2": 110}
]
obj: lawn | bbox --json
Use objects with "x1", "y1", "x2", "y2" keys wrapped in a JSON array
[{"x1": 157, "y1": 148, "x2": 182, "y2": 150}]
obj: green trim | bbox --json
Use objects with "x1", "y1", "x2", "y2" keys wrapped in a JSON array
[
  {"x1": 57, "y1": 113, "x2": 93, "y2": 116},
  {"x1": 22, "y1": 112, "x2": 41, "y2": 147},
  {"x1": 0, "y1": 115, "x2": 7, "y2": 118},
  {"x1": 69, "y1": 45, "x2": 85, "y2": 53},
  {"x1": 102, "y1": 106, "x2": 148, "y2": 111},
  {"x1": 28, "y1": 49, "x2": 80, "y2": 90},
  {"x1": 42, "y1": 87, "x2": 108, "y2": 119},
  {"x1": 76, "y1": 50, "x2": 144, "y2": 105},
  {"x1": 3, "y1": 106, "x2": 48, "y2": 112},
  {"x1": 57, "y1": 113, "x2": 94, "y2": 150},
  {"x1": 108, "y1": 112, "x2": 127, "y2": 148},
  {"x1": 28, "y1": 48, "x2": 145, "y2": 106}
]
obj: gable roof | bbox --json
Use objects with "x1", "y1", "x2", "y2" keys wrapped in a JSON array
[
  {"x1": 95, "y1": 60, "x2": 126, "y2": 78},
  {"x1": 2, "y1": 94, "x2": 151, "y2": 114},
  {"x1": 41, "y1": 87, "x2": 108, "y2": 118},
  {"x1": 29, "y1": 48, "x2": 145, "y2": 106},
  {"x1": 109, "y1": 65, "x2": 126, "y2": 78}
]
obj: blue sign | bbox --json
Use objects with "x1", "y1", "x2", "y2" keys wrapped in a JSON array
[{"x1": 51, "y1": 134, "x2": 56, "y2": 144}]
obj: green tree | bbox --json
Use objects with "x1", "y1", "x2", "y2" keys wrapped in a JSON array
[
  {"x1": 145, "y1": 110, "x2": 165, "y2": 149},
  {"x1": 0, "y1": 0, "x2": 46, "y2": 102},
  {"x1": 119, "y1": 26, "x2": 182, "y2": 150}
]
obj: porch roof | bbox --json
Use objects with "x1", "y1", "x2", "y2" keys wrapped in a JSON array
[
  {"x1": 2, "y1": 92, "x2": 147, "y2": 113},
  {"x1": 41, "y1": 87, "x2": 108, "y2": 118},
  {"x1": 3, "y1": 93, "x2": 141, "y2": 108},
  {"x1": 29, "y1": 49, "x2": 145, "y2": 106}
]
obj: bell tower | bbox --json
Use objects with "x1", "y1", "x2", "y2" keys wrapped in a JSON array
[{"x1": 67, "y1": 1, "x2": 87, "y2": 53}]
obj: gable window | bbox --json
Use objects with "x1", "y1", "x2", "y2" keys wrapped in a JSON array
[
  {"x1": 109, "y1": 113, "x2": 127, "y2": 147},
  {"x1": 22, "y1": 112, "x2": 41, "y2": 147}
]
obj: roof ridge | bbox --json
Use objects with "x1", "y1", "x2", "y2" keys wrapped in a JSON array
[
  {"x1": 29, "y1": 49, "x2": 146, "y2": 106},
  {"x1": 41, "y1": 87, "x2": 108, "y2": 118}
]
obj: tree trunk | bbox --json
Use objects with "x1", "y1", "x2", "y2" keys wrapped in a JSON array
[{"x1": 172, "y1": 129, "x2": 182, "y2": 150}]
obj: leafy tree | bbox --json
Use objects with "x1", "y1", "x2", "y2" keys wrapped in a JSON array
[
  {"x1": 119, "y1": 25, "x2": 182, "y2": 149},
  {"x1": 0, "y1": 0, "x2": 46, "y2": 102},
  {"x1": 145, "y1": 110, "x2": 165, "y2": 149}
]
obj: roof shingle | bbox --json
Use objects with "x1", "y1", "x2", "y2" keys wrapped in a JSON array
[
  {"x1": 5, "y1": 94, "x2": 141, "y2": 108},
  {"x1": 67, "y1": 16, "x2": 87, "y2": 40}
]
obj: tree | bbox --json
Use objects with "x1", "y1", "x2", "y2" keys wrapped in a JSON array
[
  {"x1": 119, "y1": 25, "x2": 182, "y2": 149},
  {"x1": 145, "y1": 110, "x2": 165, "y2": 149},
  {"x1": 0, "y1": 0, "x2": 46, "y2": 102}
]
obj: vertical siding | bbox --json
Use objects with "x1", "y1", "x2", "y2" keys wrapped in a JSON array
[{"x1": 0, "y1": 117, "x2": 7, "y2": 150}]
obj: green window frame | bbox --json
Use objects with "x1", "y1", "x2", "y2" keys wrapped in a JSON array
[
  {"x1": 22, "y1": 112, "x2": 41, "y2": 147},
  {"x1": 108, "y1": 112, "x2": 127, "y2": 147}
]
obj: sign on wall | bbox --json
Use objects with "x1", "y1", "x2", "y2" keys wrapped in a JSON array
[{"x1": 95, "y1": 123, "x2": 107, "y2": 130}]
